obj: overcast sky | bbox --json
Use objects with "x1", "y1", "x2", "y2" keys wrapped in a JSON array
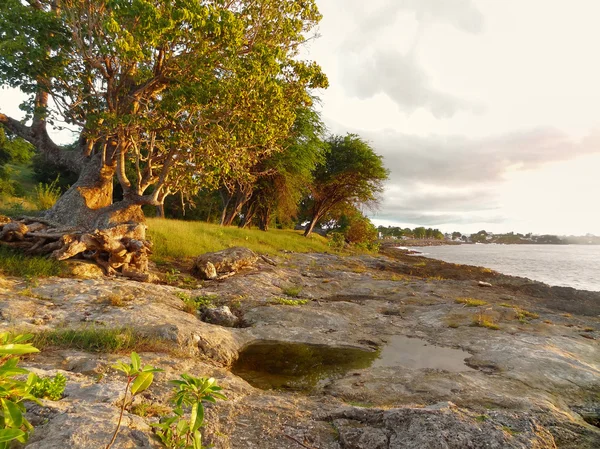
[
  {"x1": 306, "y1": 0, "x2": 600, "y2": 235},
  {"x1": 2, "y1": 0, "x2": 600, "y2": 235}
]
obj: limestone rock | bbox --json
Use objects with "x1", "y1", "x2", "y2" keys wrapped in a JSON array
[
  {"x1": 201, "y1": 305, "x2": 238, "y2": 327},
  {"x1": 192, "y1": 247, "x2": 258, "y2": 280},
  {"x1": 330, "y1": 406, "x2": 557, "y2": 449}
]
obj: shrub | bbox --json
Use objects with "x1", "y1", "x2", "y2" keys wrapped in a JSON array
[{"x1": 0, "y1": 332, "x2": 41, "y2": 447}]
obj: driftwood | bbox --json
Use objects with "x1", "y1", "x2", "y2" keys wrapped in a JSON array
[{"x1": 0, "y1": 216, "x2": 152, "y2": 281}]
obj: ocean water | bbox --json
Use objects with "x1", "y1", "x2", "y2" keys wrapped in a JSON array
[{"x1": 411, "y1": 244, "x2": 600, "y2": 292}]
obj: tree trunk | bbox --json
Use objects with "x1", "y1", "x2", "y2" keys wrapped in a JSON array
[{"x1": 304, "y1": 217, "x2": 318, "y2": 237}]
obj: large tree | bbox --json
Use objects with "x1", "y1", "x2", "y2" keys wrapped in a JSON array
[
  {"x1": 0, "y1": 0, "x2": 327, "y2": 274},
  {"x1": 302, "y1": 134, "x2": 389, "y2": 237}
]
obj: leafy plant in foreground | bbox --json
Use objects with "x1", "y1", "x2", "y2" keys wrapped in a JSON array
[
  {"x1": 0, "y1": 332, "x2": 40, "y2": 448},
  {"x1": 106, "y1": 352, "x2": 162, "y2": 449},
  {"x1": 152, "y1": 375, "x2": 226, "y2": 449}
]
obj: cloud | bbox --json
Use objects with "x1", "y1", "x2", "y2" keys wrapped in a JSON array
[
  {"x1": 360, "y1": 127, "x2": 600, "y2": 227},
  {"x1": 369, "y1": 127, "x2": 597, "y2": 186},
  {"x1": 344, "y1": 51, "x2": 472, "y2": 118},
  {"x1": 335, "y1": 0, "x2": 484, "y2": 117},
  {"x1": 396, "y1": 0, "x2": 485, "y2": 34}
]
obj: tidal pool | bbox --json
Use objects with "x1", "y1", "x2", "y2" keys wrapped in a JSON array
[
  {"x1": 232, "y1": 336, "x2": 474, "y2": 391},
  {"x1": 372, "y1": 335, "x2": 475, "y2": 372},
  {"x1": 231, "y1": 341, "x2": 378, "y2": 391}
]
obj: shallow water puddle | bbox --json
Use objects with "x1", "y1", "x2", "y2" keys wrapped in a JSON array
[
  {"x1": 372, "y1": 335, "x2": 475, "y2": 372},
  {"x1": 233, "y1": 337, "x2": 474, "y2": 391},
  {"x1": 231, "y1": 341, "x2": 378, "y2": 391}
]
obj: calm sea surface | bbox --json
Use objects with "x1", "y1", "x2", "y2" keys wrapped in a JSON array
[{"x1": 410, "y1": 244, "x2": 600, "y2": 292}]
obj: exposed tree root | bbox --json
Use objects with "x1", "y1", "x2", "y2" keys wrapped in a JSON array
[{"x1": 0, "y1": 216, "x2": 153, "y2": 281}]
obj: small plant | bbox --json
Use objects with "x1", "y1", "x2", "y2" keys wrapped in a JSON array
[
  {"x1": 271, "y1": 297, "x2": 308, "y2": 306},
  {"x1": 165, "y1": 268, "x2": 181, "y2": 285},
  {"x1": 0, "y1": 332, "x2": 41, "y2": 447},
  {"x1": 131, "y1": 400, "x2": 171, "y2": 418},
  {"x1": 456, "y1": 297, "x2": 488, "y2": 307},
  {"x1": 29, "y1": 372, "x2": 67, "y2": 401},
  {"x1": 475, "y1": 415, "x2": 489, "y2": 422},
  {"x1": 472, "y1": 310, "x2": 500, "y2": 330},
  {"x1": 281, "y1": 286, "x2": 302, "y2": 298},
  {"x1": 177, "y1": 293, "x2": 217, "y2": 314},
  {"x1": 152, "y1": 374, "x2": 226, "y2": 449},
  {"x1": 33, "y1": 177, "x2": 61, "y2": 210},
  {"x1": 413, "y1": 261, "x2": 426, "y2": 268},
  {"x1": 106, "y1": 352, "x2": 162, "y2": 449}
]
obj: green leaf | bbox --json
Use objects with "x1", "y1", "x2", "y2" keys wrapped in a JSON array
[
  {"x1": 0, "y1": 429, "x2": 25, "y2": 443},
  {"x1": 189, "y1": 402, "x2": 204, "y2": 432},
  {"x1": 130, "y1": 351, "x2": 141, "y2": 372},
  {"x1": 0, "y1": 343, "x2": 39, "y2": 355},
  {"x1": 1, "y1": 398, "x2": 23, "y2": 428},
  {"x1": 130, "y1": 371, "x2": 153, "y2": 395},
  {"x1": 192, "y1": 429, "x2": 202, "y2": 449}
]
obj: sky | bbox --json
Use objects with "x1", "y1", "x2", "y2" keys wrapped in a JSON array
[
  {"x1": 303, "y1": 0, "x2": 600, "y2": 236},
  {"x1": 2, "y1": 0, "x2": 600, "y2": 236}
]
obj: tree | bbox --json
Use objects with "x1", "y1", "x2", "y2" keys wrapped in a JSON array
[
  {"x1": 302, "y1": 134, "x2": 389, "y2": 237},
  {"x1": 0, "y1": 0, "x2": 327, "y2": 274},
  {"x1": 238, "y1": 105, "x2": 326, "y2": 230}
]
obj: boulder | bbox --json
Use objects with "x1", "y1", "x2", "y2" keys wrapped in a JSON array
[
  {"x1": 201, "y1": 305, "x2": 238, "y2": 327},
  {"x1": 192, "y1": 247, "x2": 258, "y2": 280}
]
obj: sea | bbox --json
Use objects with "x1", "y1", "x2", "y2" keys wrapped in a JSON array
[{"x1": 410, "y1": 244, "x2": 600, "y2": 292}]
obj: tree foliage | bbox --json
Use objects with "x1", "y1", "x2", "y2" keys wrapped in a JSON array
[
  {"x1": 302, "y1": 134, "x2": 389, "y2": 237},
  {"x1": 0, "y1": 0, "x2": 328, "y2": 227}
]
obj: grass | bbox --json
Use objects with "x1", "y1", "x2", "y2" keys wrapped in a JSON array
[
  {"x1": 281, "y1": 285, "x2": 302, "y2": 297},
  {"x1": 413, "y1": 261, "x2": 426, "y2": 268},
  {"x1": 147, "y1": 218, "x2": 331, "y2": 260},
  {"x1": 455, "y1": 297, "x2": 488, "y2": 307},
  {"x1": 131, "y1": 401, "x2": 171, "y2": 418},
  {"x1": 0, "y1": 245, "x2": 63, "y2": 278},
  {"x1": 271, "y1": 297, "x2": 308, "y2": 306},
  {"x1": 31, "y1": 327, "x2": 169, "y2": 353},
  {"x1": 176, "y1": 292, "x2": 218, "y2": 314},
  {"x1": 499, "y1": 303, "x2": 539, "y2": 322},
  {"x1": 472, "y1": 312, "x2": 500, "y2": 330}
]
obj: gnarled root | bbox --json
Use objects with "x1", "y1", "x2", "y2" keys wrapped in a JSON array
[{"x1": 0, "y1": 216, "x2": 153, "y2": 281}]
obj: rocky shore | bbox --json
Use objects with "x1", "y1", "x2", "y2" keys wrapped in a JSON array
[{"x1": 2, "y1": 247, "x2": 599, "y2": 448}]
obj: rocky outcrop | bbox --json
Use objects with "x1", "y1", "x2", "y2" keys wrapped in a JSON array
[
  {"x1": 192, "y1": 247, "x2": 258, "y2": 279},
  {"x1": 328, "y1": 403, "x2": 557, "y2": 449}
]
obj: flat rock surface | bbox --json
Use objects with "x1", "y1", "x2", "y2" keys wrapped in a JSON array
[{"x1": 1, "y1": 249, "x2": 599, "y2": 448}]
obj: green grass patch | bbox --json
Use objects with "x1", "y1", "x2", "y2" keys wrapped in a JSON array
[
  {"x1": 271, "y1": 297, "x2": 308, "y2": 306},
  {"x1": 147, "y1": 218, "x2": 331, "y2": 260},
  {"x1": 0, "y1": 245, "x2": 63, "y2": 278},
  {"x1": 31, "y1": 327, "x2": 167, "y2": 353},
  {"x1": 281, "y1": 286, "x2": 302, "y2": 297},
  {"x1": 176, "y1": 292, "x2": 218, "y2": 314},
  {"x1": 471, "y1": 313, "x2": 500, "y2": 330},
  {"x1": 455, "y1": 297, "x2": 488, "y2": 307}
]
